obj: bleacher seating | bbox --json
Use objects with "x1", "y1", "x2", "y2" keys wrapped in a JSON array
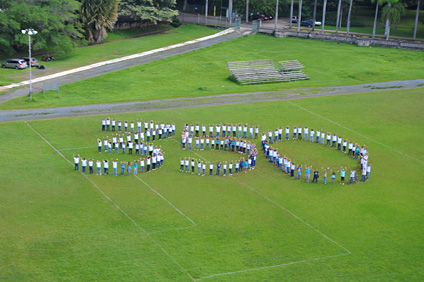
[{"x1": 228, "y1": 59, "x2": 309, "y2": 85}]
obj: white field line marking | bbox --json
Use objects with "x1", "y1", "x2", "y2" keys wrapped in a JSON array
[
  {"x1": 135, "y1": 175, "x2": 197, "y2": 227},
  {"x1": 196, "y1": 252, "x2": 351, "y2": 280},
  {"x1": 24, "y1": 121, "x2": 196, "y2": 282},
  {"x1": 4, "y1": 28, "x2": 235, "y2": 89},
  {"x1": 288, "y1": 101, "x2": 424, "y2": 165},
  {"x1": 231, "y1": 179, "x2": 351, "y2": 255},
  {"x1": 148, "y1": 225, "x2": 196, "y2": 235},
  {"x1": 59, "y1": 146, "x2": 97, "y2": 151},
  {"x1": 177, "y1": 148, "x2": 351, "y2": 278}
]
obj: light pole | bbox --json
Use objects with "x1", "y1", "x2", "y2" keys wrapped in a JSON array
[{"x1": 21, "y1": 28, "x2": 38, "y2": 101}]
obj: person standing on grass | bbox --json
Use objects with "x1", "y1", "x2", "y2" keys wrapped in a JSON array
[
  {"x1": 119, "y1": 161, "x2": 124, "y2": 176},
  {"x1": 103, "y1": 137, "x2": 108, "y2": 153},
  {"x1": 367, "y1": 164, "x2": 372, "y2": 180},
  {"x1": 310, "y1": 128, "x2": 314, "y2": 142},
  {"x1": 97, "y1": 139, "x2": 102, "y2": 153},
  {"x1": 326, "y1": 132, "x2": 331, "y2": 146},
  {"x1": 183, "y1": 158, "x2": 188, "y2": 173},
  {"x1": 146, "y1": 157, "x2": 151, "y2": 172},
  {"x1": 102, "y1": 118, "x2": 106, "y2": 131},
  {"x1": 316, "y1": 129, "x2": 320, "y2": 143},
  {"x1": 73, "y1": 154, "x2": 80, "y2": 170},
  {"x1": 332, "y1": 134, "x2": 337, "y2": 147},
  {"x1": 312, "y1": 168, "x2": 319, "y2": 183},
  {"x1": 340, "y1": 167, "x2": 346, "y2": 185},
  {"x1": 360, "y1": 166, "x2": 367, "y2": 182},
  {"x1": 140, "y1": 158, "x2": 145, "y2": 173},
  {"x1": 197, "y1": 160, "x2": 202, "y2": 175},
  {"x1": 216, "y1": 162, "x2": 221, "y2": 176},
  {"x1": 103, "y1": 160, "x2": 109, "y2": 175},
  {"x1": 112, "y1": 159, "x2": 118, "y2": 176},
  {"x1": 124, "y1": 120, "x2": 128, "y2": 133},
  {"x1": 297, "y1": 126, "x2": 302, "y2": 140},
  {"x1": 180, "y1": 158, "x2": 184, "y2": 172},
  {"x1": 126, "y1": 162, "x2": 131, "y2": 176},
  {"x1": 338, "y1": 136, "x2": 342, "y2": 150},
  {"x1": 118, "y1": 120, "x2": 122, "y2": 132},
  {"x1": 202, "y1": 161, "x2": 206, "y2": 176},
  {"x1": 81, "y1": 158, "x2": 87, "y2": 173},
  {"x1": 209, "y1": 162, "x2": 214, "y2": 176},
  {"x1": 321, "y1": 131, "x2": 325, "y2": 145},
  {"x1": 343, "y1": 139, "x2": 348, "y2": 153},
  {"x1": 322, "y1": 167, "x2": 328, "y2": 184},
  {"x1": 191, "y1": 158, "x2": 195, "y2": 174},
  {"x1": 223, "y1": 161, "x2": 227, "y2": 176},
  {"x1": 97, "y1": 160, "x2": 102, "y2": 175},
  {"x1": 89, "y1": 159, "x2": 94, "y2": 174},
  {"x1": 305, "y1": 166, "x2": 311, "y2": 183},
  {"x1": 331, "y1": 170, "x2": 336, "y2": 184},
  {"x1": 350, "y1": 170, "x2": 356, "y2": 184},
  {"x1": 134, "y1": 160, "x2": 138, "y2": 175},
  {"x1": 106, "y1": 118, "x2": 110, "y2": 131},
  {"x1": 296, "y1": 164, "x2": 302, "y2": 180}
]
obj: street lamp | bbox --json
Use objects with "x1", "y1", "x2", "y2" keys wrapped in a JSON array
[{"x1": 21, "y1": 28, "x2": 38, "y2": 101}]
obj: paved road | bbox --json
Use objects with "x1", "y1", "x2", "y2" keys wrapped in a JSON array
[
  {"x1": 1, "y1": 78, "x2": 423, "y2": 122},
  {"x1": 0, "y1": 28, "x2": 250, "y2": 103}
]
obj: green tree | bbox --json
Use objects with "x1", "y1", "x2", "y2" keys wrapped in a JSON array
[
  {"x1": 382, "y1": 0, "x2": 406, "y2": 39},
  {"x1": 119, "y1": 0, "x2": 178, "y2": 26},
  {"x1": 80, "y1": 0, "x2": 119, "y2": 43},
  {"x1": 0, "y1": 0, "x2": 83, "y2": 57}
]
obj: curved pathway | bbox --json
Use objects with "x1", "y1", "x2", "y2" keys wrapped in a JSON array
[{"x1": 1, "y1": 78, "x2": 422, "y2": 122}]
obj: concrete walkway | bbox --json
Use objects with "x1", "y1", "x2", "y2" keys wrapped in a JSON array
[
  {"x1": 0, "y1": 27, "x2": 251, "y2": 103},
  {"x1": 1, "y1": 78, "x2": 422, "y2": 122}
]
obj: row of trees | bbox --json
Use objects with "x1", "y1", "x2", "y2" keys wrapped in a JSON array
[
  {"x1": 287, "y1": 0, "x2": 410, "y2": 39},
  {"x1": 0, "y1": 0, "x2": 178, "y2": 57}
]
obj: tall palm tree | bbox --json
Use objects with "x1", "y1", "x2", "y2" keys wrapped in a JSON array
[
  {"x1": 346, "y1": 0, "x2": 353, "y2": 36},
  {"x1": 322, "y1": 0, "x2": 328, "y2": 34},
  {"x1": 382, "y1": 0, "x2": 406, "y2": 40},
  {"x1": 81, "y1": 0, "x2": 119, "y2": 43},
  {"x1": 312, "y1": 0, "x2": 318, "y2": 31},
  {"x1": 297, "y1": 0, "x2": 303, "y2": 32},
  {"x1": 336, "y1": 0, "x2": 342, "y2": 34},
  {"x1": 372, "y1": 0, "x2": 381, "y2": 39},
  {"x1": 290, "y1": 0, "x2": 294, "y2": 28},
  {"x1": 413, "y1": 0, "x2": 421, "y2": 39}
]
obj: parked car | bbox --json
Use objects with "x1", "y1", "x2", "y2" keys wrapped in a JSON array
[
  {"x1": 300, "y1": 19, "x2": 322, "y2": 27},
  {"x1": 22, "y1": 57, "x2": 39, "y2": 67},
  {"x1": 266, "y1": 14, "x2": 273, "y2": 20},
  {"x1": 1, "y1": 59, "x2": 28, "y2": 69},
  {"x1": 291, "y1": 16, "x2": 298, "y2": 23},
  {"x1": 252, "y1": 14, "x2": 266, "y2": 21},
  {"x1": 42, "y1": 55, "x2": 55, "y2": 62}
]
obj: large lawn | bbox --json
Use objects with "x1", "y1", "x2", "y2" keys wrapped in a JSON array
[
  {"x1": 0, "y1": 24, "x2": 218, "y2": 86},
  {"x1": 2, "y1": 33, "x2": 423, "y2": 110},
  {"x1": 1, "y1": 88, "x2": 423, "y2": 281}
]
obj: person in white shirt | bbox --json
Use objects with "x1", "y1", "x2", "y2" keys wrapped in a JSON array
[
  {"x1": 285, "y1": 126, "x2": 290, "y2": 140},
  {"x1": 103, "y1": 160, "x2": 109, "y2": 175},
  {"x1": 106, "y1": 118, "x2": 111, "y2": 131},
  {"x1": 96, "y1": 160, "x2": 102, "y2": 175},
  {"x1": 111, "y1": 119, "x2": 116, "y2": 132},
  {"x1": 310, "y1": 129, "x2": 315, "y2": 142},
  {"x1": 89, "y1": 159, "x2": 94, "y2": 174},
  {"x1": 112, "y1": 159, "x2": 118, "y2": 176},
  {"x1": 304, "y1": 127, "x2": 309, "y2": 141},
  {"x1": 101, "y1": 119, "x2": 106, "y2": 131},
  {"x1": 202, "y1": 162, "x2": 206, "y2": 176},
  {"x1": 73, "y1": 154, "x2": 80, "y2": 170}
]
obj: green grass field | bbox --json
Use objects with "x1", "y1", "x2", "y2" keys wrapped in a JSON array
[
  {"x1": 2, "y1": 33, "x2": 424, "y2": 110},
  {"x1": 0, "y1": 24, "x2": 218, "y2": 86},
  {"x1": 1, "y1": 88, "x2": 423, "y2": 281}
]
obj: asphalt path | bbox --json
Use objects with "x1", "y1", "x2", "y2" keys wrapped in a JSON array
[
  {"x1": 0, "y1": 28, "x2": 250, "y2": 103},
  {"x1": 1, "y1": 78, "x2": 423, "y2": 122}
]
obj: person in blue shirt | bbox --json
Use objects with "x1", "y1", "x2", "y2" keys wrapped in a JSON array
[
  {"x1": 120, "y1": 161, "x2": 125, "y2": 176},
  {"x1": 216, "y1": 162, "x2": 221, "y2": 176},
  {"x1": 127, "y1": 162, "x2": 131, "y2": 176},
  {"x1": 305, "y1": 166, "x2": 311, "y2": 183},
  {"x1": 296, "y1": 165, "x2": 302, "y2": 180},
  {"x1": 340, "y1": 167, "x2": 346, "y2": 185},
  {"x1": 312, "y1": 169, "x2": 319, "y2": 183}
]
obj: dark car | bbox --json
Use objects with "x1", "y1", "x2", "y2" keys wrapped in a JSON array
[
  {"x1": 1, "y1": 59, "x2": 28, "y2": 69},
  {"x1": 252, "y1": 14, "x2": 266, "y2": 21},
  {"x1": 300, "y1": 19, "x2": 322, "y2": 27},
  {"x1": 22, "y1": 57, "x2": 39, "y2": 67},
  {"x1": 266, "y1": 14, "x2": 273, "y2": 20}
]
